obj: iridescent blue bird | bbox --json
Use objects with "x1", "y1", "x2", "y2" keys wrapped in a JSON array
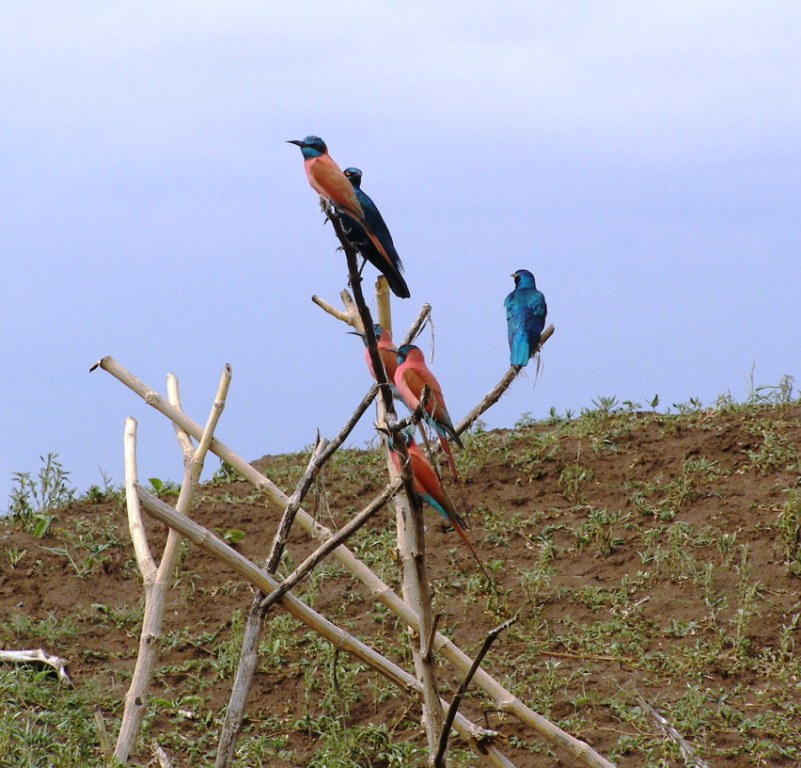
[
  {"x1": 341, "y1": 167, "x2": 410, "y2": 299},
  {"x1": 504, "y1": 269, "x2": 547, "y2": 369}
]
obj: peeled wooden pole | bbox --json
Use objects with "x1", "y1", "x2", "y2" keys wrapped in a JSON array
[{"x1": 0, "y1": 648, "x2": 72, "y2": 686}]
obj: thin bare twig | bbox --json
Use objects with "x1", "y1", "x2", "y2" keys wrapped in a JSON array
[
  {"x1": 259, "y1": 476, "x2": 402, "y2": 612},
  {"x1": 455, "y1": 325, "x2": 554, "y2": 437},
  {"x1": 636, "y1": 694, "x2": 709, "y2": 768},
  {"x1": 265, "y1": 382, "x2": 377, "y2": 574},
  {"x1": 435, "y1": 618, "x2": 517, "y2": 767},
  {"x1": 94, "y1": 708, "x2": 113, "y2": 762}
]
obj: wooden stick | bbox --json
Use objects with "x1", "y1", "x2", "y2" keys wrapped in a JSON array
[
  {"x1": 375, "y1": 275, "x2": 391, "y2": 332},
  {"x1": 455, "y1": 325, "x2": 554, "y2": 437},
  {"x1": 264, "y1": 383, "x2": 376, "y2": 574},
  {"x1": 435, "y1": 618, "x2": 517, "y2": 767},
  {"x1": 92, "y1": 356, "x2": 613, "y2": 768},
  {"x1": 636, "y1": 695, "x2": 709, "y2": 768},
  {"x1": 0, "y1": 648, "x2": 72, "y2": 686},
  {"x1": 123, "y1": 418, "x2": 155, "y2": 580},
  {"x1": 138, "y1": 487, "x2": 519, "y2": 768},
  {"x1": 152, "y1": 743, "x2": 175, "y2": 768},
  {"x1": 310, "y1": 294, "x2": 352, "y2": 325}
]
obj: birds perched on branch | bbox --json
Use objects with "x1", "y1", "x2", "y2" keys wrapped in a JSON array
[
  {"x1": 394, "y1": 344, "x2": 462, "y2": 481},
  {"x1": 387, "y1": 431, "x2": 490, "y2": 581},
  {"x1": 341, "y1": 168, "x2": 409, "y2": 299},
  {"x1": 504, "y1": 269, "x2": 547, "y2": 369},
  {"x1": 287, "y1": 136, "x2": 407, "y2": 297}
]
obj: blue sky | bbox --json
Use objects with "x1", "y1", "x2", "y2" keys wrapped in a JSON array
[{"x1": 2, "y1": 2, "x2": 800, "y2": 506}]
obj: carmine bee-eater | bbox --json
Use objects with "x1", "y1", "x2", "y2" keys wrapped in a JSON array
[
  {"x1": 287, "y1": 136, "x2": 364, "y2": 220},
  {"x1": 287, "y1": 136, "x2": 400, "y2": 284},
  {"x1": 504, "y1": 269, "x2": 547, "y2": 369},
  {"x1": 341, "y1": 167, "x2": 409, "y2": 299},
  {"x1": 349, "y1": 323, "x2": 400, "y2": 386},
  {"x1": 388, "y1": 432, "x2": 490, "y2": 581},
  {"x1": 394, "y1": 344, "x2": 462, "y2": 481}
]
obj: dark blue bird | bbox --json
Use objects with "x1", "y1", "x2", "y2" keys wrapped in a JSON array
[
  {"x1": 504, "y1": 269, "x2": 547, "y2": 368},
  {"x1": 340, "y1": 167, "x2": 410, "y2": 299}
]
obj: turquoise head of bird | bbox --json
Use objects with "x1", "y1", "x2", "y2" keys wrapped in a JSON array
[
  {"x1": 512, "y1": 269, "x2": 537, "y2": 289},
  {"x1": 287, "y1": 135, "x2": 327, "y2": 158}
]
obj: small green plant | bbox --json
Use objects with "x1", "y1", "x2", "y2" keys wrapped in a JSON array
[
  {"x1": 558, "y1": 463, "x2": 594, "y2": 503},
  {"x1": 81, "y1": 468, "x2": 121, "y2": 504},
  {"x1": 672, "y1": 396, "x2": 704, "y2": 414},
  {"x1": 304, "y1": 721, "x2": 420, "y2": 767},
  {"x1": 519, "y1": 537, "x2": 556, "y2": 602},
  {"x1": 5, "y1": 548, "x2": 26, "y2": 568},
  {"x1": 212, "y1": 461, "x2": 243, "y2": 485},
  {"x1": 575, "y1": 508, "x2": 629, "y2": 556},
  {"x1": 219, "y1": 528, "x2": 246, "y2": 547},
  {"x1": 148, "y1": 477, "x2": 180, "y2": 497},
  {"x1": 744, "y1": 425, "x2": 799, "y2": 473},
  {"x1": 777, "y1": 489, "x2": 801, "y2": 575},
  {"x1": 745, "y1": 369, "x2": 796, "y2": 407},
  {"x1": 7, "y1": 453, "x2": 75, "y2": 535}
]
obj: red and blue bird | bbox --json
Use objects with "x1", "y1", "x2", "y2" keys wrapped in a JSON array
[
  {"x1": 350, "y1": 323, "x2": 400, "y2": 394},
  {"x1": 387, "y1": 430, "x2": 488, "y2": 578},
  {"x1": 394, "y1": 344, "x2": 462, "y2": 481}
]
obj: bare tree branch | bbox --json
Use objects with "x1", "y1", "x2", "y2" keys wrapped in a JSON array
[
  {"x1": 455, "y1": 325, "x2": 554, "y2": 437},
  {"x1": 259, "y1": 476, "x2": 402, "y2": 612},
  {"x1": 115, "y1": 365, "x2": 231, "y2": 765},
  {"x1": 636, "y1": 694, "x2": 709, "y2": 768},
  {"x1": 435, "y1": 618, "x2": 517, "y2": 767}
]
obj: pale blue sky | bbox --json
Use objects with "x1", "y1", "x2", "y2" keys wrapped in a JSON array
[{"x1": 2, "y1": 2, "x2": 800, "y2": 506}]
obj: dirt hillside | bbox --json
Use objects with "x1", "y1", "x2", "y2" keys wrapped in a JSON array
[{"x1": 2, "y1": 400, "x2": 800, "y2": 766}]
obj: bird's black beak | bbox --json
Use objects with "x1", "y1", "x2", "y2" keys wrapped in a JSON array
[
  {"x1": 287, "y1": 139, "x2": 304, "y2": 147},
  {"x1": 346, "y1": 330, "x2": 365, "y2": 337}
]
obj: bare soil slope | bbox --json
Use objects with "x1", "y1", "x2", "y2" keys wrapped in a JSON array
[{"x1": 2, "y1": 401, "x2": 800, "y2": 766}]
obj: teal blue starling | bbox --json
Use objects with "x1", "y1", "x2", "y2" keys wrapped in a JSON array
[
  {"x1": 504, "y1": 269, "x2": 547, "y2": 368},
  {"x1": 341, "y1": 167, "x2": 410, "y2": 299}
]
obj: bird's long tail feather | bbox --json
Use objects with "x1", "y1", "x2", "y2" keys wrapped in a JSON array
[
  {"x1": 439, "y1": 436, "x2": 461, "y2": 483},
  {"x1": 447, "y1": 513, "x2": 497, "y2": 592}
]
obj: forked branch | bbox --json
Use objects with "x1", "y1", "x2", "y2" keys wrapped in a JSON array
[{"x1": 114, "y1": 365, "x2": 231, "y2": 765}]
